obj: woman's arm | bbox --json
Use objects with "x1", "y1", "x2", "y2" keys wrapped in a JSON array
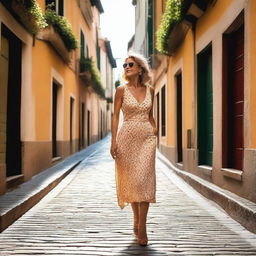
[
  {"x1": 149, "y1": 87, "x2": 158, "y2": 136},
  {"x1": 110, "y1": 86, "x2": 124, "y2": 159}
]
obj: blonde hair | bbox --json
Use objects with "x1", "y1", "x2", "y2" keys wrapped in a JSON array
[{"x1": 122, "y1": 52, "x2": 152, "y2": 85}]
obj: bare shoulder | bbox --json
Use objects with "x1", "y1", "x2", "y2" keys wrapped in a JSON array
[
  {"x1": 115, "y1": 85, "x2": 125, "y2": 98},
  {"x1": 116, "y1": 85, "x2": 125, "y2": 92}
]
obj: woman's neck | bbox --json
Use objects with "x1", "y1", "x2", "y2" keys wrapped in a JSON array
[{"x1": 128, "y1": 76, "x2": 142, "y2": 88}]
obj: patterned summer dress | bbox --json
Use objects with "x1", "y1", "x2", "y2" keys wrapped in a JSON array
[{"x1": 115, "y1": 84, "x2": 157, "y2": 209}]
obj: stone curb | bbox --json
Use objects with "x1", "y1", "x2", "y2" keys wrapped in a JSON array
[
  {"x1": 157, "y1": 152, "x2": 256, "y2": 234},
  {"x1": 0, "y1": 136, "x2": 108, "y2": 233}
]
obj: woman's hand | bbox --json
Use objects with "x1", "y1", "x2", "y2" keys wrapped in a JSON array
[
  {"x1": 151, "y1": 125, "x2": 158, "y2": 136},
  {"x1": 110, "y1": 142, "x2": 118, "y2": 160}
]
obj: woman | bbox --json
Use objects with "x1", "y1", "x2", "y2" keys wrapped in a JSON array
[{"x1": 110, "y1": 52, "x2": 157, "y2": 246}]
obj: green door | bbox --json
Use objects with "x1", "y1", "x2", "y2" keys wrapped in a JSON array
[{"x1": 197, "y1": 46, "x2": 213, "y2": 166}]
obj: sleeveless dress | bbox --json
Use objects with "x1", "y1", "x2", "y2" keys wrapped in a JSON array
[{"x1": 115, "y1": 84, "x2": 157, "y2": 209}]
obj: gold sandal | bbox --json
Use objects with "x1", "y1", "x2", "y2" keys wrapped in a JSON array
[{"x1": 137, "y1": 237, "x2": 148, "y2": 246}]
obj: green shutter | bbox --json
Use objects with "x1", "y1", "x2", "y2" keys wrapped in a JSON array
[
  {"x1": 80, "y1": 30, "x2": 85, "y2": 58},
  {"x1": 197, "y1": 46, "x2": 213, "y2": 166}
]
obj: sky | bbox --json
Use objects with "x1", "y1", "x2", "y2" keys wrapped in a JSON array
[{"x1": 100, "y1": 0, "x2": 135, "y2": 80}]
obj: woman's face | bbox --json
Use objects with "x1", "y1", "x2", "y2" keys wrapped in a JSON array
[{"x1": 123, "y1": 58, "x2": 142, "y2": 79}]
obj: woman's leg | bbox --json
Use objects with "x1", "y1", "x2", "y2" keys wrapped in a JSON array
[
  {"x1": 138, "y1": 202, "x2": 149, "y2": 245},
  {"x1": 131, "y1": 202, "x2": 139, "y2": 235}
]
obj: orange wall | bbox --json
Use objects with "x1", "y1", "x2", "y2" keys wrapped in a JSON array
[
  {"x1": 32, "y1": 41, "x2": 79, "y2": 141},
  {"x1": 166, "y1": 29, "x2": 194, "y2": 148},
  {"x1": 33, "y1": 0, "x2": 100, "y2": 141},
  {"x1": 196, "y1": 0, "x2": 234, "y2": 39}
]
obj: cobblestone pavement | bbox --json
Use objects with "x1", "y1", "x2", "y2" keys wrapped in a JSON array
[{"x1": 0, "y1": 139, "x2": 256, "y2": 256}]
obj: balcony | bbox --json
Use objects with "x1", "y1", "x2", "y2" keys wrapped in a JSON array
[
  {"x1": 79, "y1": 57, "x2": 105, "y2": 98},
  {"x1": 11, "y1": 0, "x2": 47, "y2": 35},
  {"x1": 37, "y1": 25, "x2": 73, "y2": 63},
  {"x1": 156, "y1": 0, "x2": 216, "y2": 56},
  {"x1": 37, "y1": 9, "x2": 77, "y2": 64}
]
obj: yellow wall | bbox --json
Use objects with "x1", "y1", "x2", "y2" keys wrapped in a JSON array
[
  {"x1": 196, "y1": 0, "x2": 234, "y2": 39},
  {"x1": 33, "y1": 0, "x2": 100, "y2": 142},
  {"x1": 166, "y1": 29, "x2": 194, "y2": 148}
]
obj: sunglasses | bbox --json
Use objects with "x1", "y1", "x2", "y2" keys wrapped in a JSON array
[{"x1": 123, "y1": 62, "x2": 135, "y2": 68}]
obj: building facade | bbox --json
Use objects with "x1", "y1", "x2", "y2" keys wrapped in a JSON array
[
  {"x1": 133, "y1": 0, "x2": 256, "y2": 204},
  {"x1": 0, "y1": 0, "x2": 115, "y2": 194},
  {"x1": 131, "y1": 0, "x2": 153, "y2": 58}
]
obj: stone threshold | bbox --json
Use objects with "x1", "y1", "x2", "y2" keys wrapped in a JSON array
[
  {"x1": 157, "y1": 152, "x2": 256, "y2": 234},
  {"x1": 0, "y1": 136, "x2": 108, "y2": 232}
]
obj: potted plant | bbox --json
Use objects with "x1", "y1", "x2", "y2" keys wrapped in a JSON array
[
  {"x1": 37, "y1": 8, "x2": 78, "y2": 63},
  {"x1": 79, "y1": 57, "x2": 105, "y2": 98},
  {"x1": 12, "y1": 0, "x2": 47, "y2": 35}
]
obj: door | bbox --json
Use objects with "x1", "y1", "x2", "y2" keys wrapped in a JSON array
[
  {"x1": 87, "y1": 110, "x2": 90, "y2": 146},
  {"x1": 81, "y1": 103, "x2": 85, "y2": 148},
  {"x1": 52, "y1": 82, "x2": 58, "y2": 158},
  {"x1": 223, "y1": 25, "x2": 244, "y2": 170},
  {"x1": 156, "y1": 93, "x2": 160, "y2": 141},
  {"x1": 161, "y1": 85, "x2": 166, "y2": 136},
  {"x1": 176, "y1": 73, "x2": 183, "y2": 163},
  {"x1": 2, "y1": 25, "x2": 22, "y2": 177},
  {"x1": 70, "y1": 97, "x2": 74, "y2": 153},
  {"x1": 197, "y1": 46, "x2": 213, "y2": 166}
]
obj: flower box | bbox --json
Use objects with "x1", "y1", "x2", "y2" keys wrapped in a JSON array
[
  {"x1": 79, "y1": 70, "x2": 92, "y2": 84},
  {"x1": 37, "y1": 25, "x2": 72, "y2": 63},
  {"x1": 11, "y1": 0, "x2": 45, "y2": 35}
]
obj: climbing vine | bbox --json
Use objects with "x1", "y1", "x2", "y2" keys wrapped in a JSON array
[
  {"x1": 156, "y1": 0, "x2": 183, "y2": 54},
  {"x1": 80, "y1": 57, "x2": 105, "y2": 98}
]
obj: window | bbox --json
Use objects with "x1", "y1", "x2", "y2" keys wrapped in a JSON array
[
  {"x1": 80, "y1": 30, "x2": 85, "y2": 58},
  {"x1": 46, "y1": 0, "x2": 64, "y2": 16},
  {"x1": 80, "y1": 30, "x2": 89, "y2": 58},
  {"x1": 96, "y1": 31, "x2": 101, "y2": 70}
]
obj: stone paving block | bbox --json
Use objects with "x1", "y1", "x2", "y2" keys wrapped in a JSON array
[
  {"x1": 0, "y1": 137, "x2": 255, "y2": 255},
  {"x1": 0, "y1": 136, "x2": 109, "y2": 233},
  {"x1": 158, "y1": 153, "x2": 256, "y2": 234}
]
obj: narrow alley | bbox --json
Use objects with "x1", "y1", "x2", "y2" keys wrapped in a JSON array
[{"x1": 0, "y1": 136, "x2": 255, "y2": 256}]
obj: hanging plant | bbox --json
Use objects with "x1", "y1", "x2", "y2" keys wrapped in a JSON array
[
  {"x1": 156, "y1": 0, "x2": 183, "y2": 54},
  {"x1": 12, "y1": 0, "x2": 47, "y2": 35},
  {"x1": 80, "y1": 57, "x2": 94, "y2": 73},
  {"x1": 45, "y1": 8, "x2": 78, "y2": 51},
  {"x1": 79, "y1": 57, "x2": 105, "y2": 98}
]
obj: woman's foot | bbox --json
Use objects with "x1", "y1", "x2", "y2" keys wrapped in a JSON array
[{"x1": 137, "y1": 224, "x2": 148, "y2": 246}]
